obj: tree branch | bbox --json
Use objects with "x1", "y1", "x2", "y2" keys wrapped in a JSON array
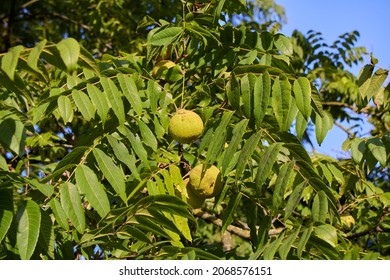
[{"x1": 193, "y1": 210, "x2": 283, "y2": 240}]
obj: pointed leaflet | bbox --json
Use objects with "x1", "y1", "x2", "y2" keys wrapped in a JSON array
[
  {"x1": 0, "y1": 189, "x2": 13, "y2": 243},
  {"x1": 272, "y1": 161, "x2": 294, "y2": 210},
  {"x1": 241, "y1": 74, "x2": 256, "y2": 119},
  {"x1": 315, "y1": 111, "x2": 333, "y2": 145},
  {"x1": 293, "y1": 77, "x2": 312, "y2": 120},
  {"x1": 274, "y1": 34, "x2": 293, "y2": 56},
  {"x1": 278, "y1": 227, "x2": 300, "y2": 260},
  {"x1": 100, "y1": 76, "x2": 125, "y2": 126},
  {"x1": 38, "y1": 210, "x2": 55, "y2": 259},
  {"x1": 367, "y1": 137, "x2": 387, "y2": 166},
  {"x1": 75, "y1": 165, "x2": 110, "y2": 218},
  {"x1": 314, "y1": 224, "x2": 338, "y2": 247},
  {"x1": 117, "y1": 73, "x2": 143, "y2": 115},
  {"x1": 27, "y1": 40, "x2": 47, "y2": 72},
  {"x1": 149, "y1": 26, "x2": 183, "y2": 46},
  {"x1": 222, "y1": 192, "x2": 242, "y2": 233},
  {"x1": 106, "y1": 134, "x2": 141, "y2": 180},
  {"x1": 16, "y1": 200, "x2": 41, "y2": 260},
  {"x1": 56, "y1": 38, "x2": 80, "y2": 72},
  {"x1": 221, "y1": 119, "x2": 249, "y2": 176},
  {"x1": 0, "y1": 115, "x2": 26, "y2": 156},
  {"x1": 284, "y1": 179, "x2": 307, "y2": 220},
  {"x1": 255, "y1": 143, "x2": 282, "y2": 194},
  {"x1": 1, "y1": 45, "x2": 23, "y2": 80},
  {"x1": 137, "y1": 119, "x2": 158, "y2": 152},
  {"x1": 235, "y1": 130, "x2": 262, "y2": 180},
  {"x1": 57, "y1": 95, "x2": 74, "y2": 124},
  {"x1": 312, "y1": 190, "x2": 328, "y2": 223},
  {"x1": 226, "y1": 73, "x2": 241, "y2": 111},
  {"x1": 49, "y1": 198, "x2": 69, "y2": 231},
  {"x1": 93, "y1": 148, "x2": 127, "y2": 203},
  {"x1": 357, "y1": 64, "x2": 374, "y2": 98},
  {"x1": 263, "y1": 231, "x2": 286, "y2": 260},
  {"x1": 295, "y1": 112, "x2": 309, "y2": 140},
  {"x1": 205, "y1": 111, "x2": 234, "y2": 166},
  {"x1": 253, "y1": 71, "x2": 271, "y2": 128},
  {"x1": 125, "y1": 127, "x2": 150, "y2": 169},
  {"x1": 365, "y1": 69, "x2": 388, "y2": 100},
  {"x1": 60, "y1": 182, "x2": 85, "y2": 234},
  {"x1": 72, "y1": 89, "x2": 95, "y2": 121},
  {"x1": 87, "y1": 83, "x2": 109, "y2": 124},
  {"x1": 297, "y1": 226, "x2": 313, "y2": 258},
  {"x1": 272, "y1": 75, "x2": 292, "y2": 131}
]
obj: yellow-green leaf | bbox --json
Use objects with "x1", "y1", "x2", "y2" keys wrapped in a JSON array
[{"x1": 56, "y1": 38, "x2": 80, "y2": 72}]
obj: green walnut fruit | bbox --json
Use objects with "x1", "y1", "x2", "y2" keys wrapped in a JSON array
[
  {"x1": 341, "y1": 215, "x2": 355, "y2": 230},
  {"x1": 186, "y1": 185, "x2": 205, "y2": 208},
  {"x1": 188, "y1": 164, "x2": 223, "y2": 199},
  {"x1": 168, "y1": 109, "x2": 204, "y2": 144}
]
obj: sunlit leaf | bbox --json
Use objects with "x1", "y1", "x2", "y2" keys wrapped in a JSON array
[
  {"x1": 60, "y1": 182, "x2": 85, "y2": 234},
  {"x1": 56, "y1": 38, "x2": 80, "y2": 72}
]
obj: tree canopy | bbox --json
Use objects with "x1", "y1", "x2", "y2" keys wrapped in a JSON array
[{"x1": 0, "y1": 0, "x2": 389, "y2": 260}]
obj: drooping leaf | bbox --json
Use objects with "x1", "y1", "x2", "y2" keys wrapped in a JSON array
[
  {"x1": 117, "y1": 73, "x2": 143, "y2": 115},
  {"x1": 293, "y1": 77, "x2": 312, "y2": 120},
  {"x1": 72, "y1": 89, "x2": 95, "y2": 121},
  {"x1": 263, "y1": 231, "x2": 285, "y2": 260},
  {"x1": 272, "y1": 161, "x2": 294, "y2": 210},
  {"x1": 16, "y1": 200, "x2": 41, "y2": 260},
  {"x1": 274, "y1": 34, "x2": 293, "y2": 56},
  {"x1": 312, "y1": 190, "x2": 328, "y2": 223},
  {"x1": 226, "y1": 73, "x2": 241, "y2": 111},
  {"x1": 38, "y1": 210, "x2": 55, "y2": 259},
  {"x1": 149, "y1": 26, "x2": 183, "y2": 46},
  {"x1": 241, "y1": 74, "x2": 256, "y2": 119},
  {"x1": 314, "y1": 224, "x2": 338, "y2": 248},
  {"x1": 284, "y1": 179, "x2": 307, "y2": 220},
  {"x1": 235, "y1": 130, "x2": 262, "y2": 180},
  {"x1": 125, "y1": 127, "x2": 150, "y2": 169},
  {"x1": 255, "y1": 143, "x2": 282, "y2": 194},
  {"x1": 1, "y1": 45, "x2": 23, "y2": 80},
  {"x1": 253, "y1": 71, "x2": 271, "y2": 128},
  {"x1": 87, "y1": 83, "x2": 110, "y2": 125},
  {"x1": 75, "y1": 165, "x2": 111, "y2": 218},
  {"x1": 27, "y1": 40, "x2": 47, "y2": 72},
  {"x1": 272, "y1": 75, "x2": 292, "y2": 131},
  {"x1": 100, "y1": 77, "x2": 125, "y2": 126},
  {"x1": 60, "y1": 182, "x2": 85, "y2": 234},
  {"x1": 278, "y1": 227, "x2": 300, "y2": 260},
  {"x1": 367, "y1": 137, "x2": 387, "y2": 166},
  {"x1": 138, "y1": 119, "x2": 158, "y2": 152},
  {"x1": 57, "y1": 95, "x2": 74, "y2": 124},
  {"x1": 221, "y1": 192, "x2": 242, "y2": 233},
  {"x1": 350, "y1": 138, "x2": 366, "y2": 164},
  {"x1": 365, "y1": 68, "x2": 389, "y2": 100},
  {"x1": 56, "y1": 37, "x2": 80, "y2": 72},
  {"x1": 221, "y1": 119, "x2": 248, "y2": 176},
  {"x1": 297, "y1": 226, "x2": 313, "y2": 259},
  {"x1": 49, "y1": 198, "x2": 69, "y2": 231},
  {"x1": 93, "y1": 148, "x2": 127, "y2": 204},
  {"x1": 0, "y1": 115, "x2": 26, "y2": 156},
  {"x1": 0, "y1": 189, "x2": 13, "y2": 243},
  {"x1": 315, "y1": 111, "x2": 333, "y2": 146}
]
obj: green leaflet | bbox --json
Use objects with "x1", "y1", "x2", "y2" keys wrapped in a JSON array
[
  {"x1": 57, "y1": 95, "x2": 74, "y2": 124},
  {"x1": 312, "y1": 190, "x2": 328, "y2": 223},
  {"x1": 93, "y1": 148, "x2": 127, "y2": 204},
  {"x1": 284, "y1": 179, "x2": 307, "y2": 220},
  {"x1": 278, "y1": 227, "x2": 300, "y2": 260},
  {"x1": 272, "y1": 161, "x2": 294, "y2": 210},
  {"x1": 49, "y1": 198, "x2": 69, "y2": 231},
  {"x1": 16, "y1": 200, "x2": 41, "y2": 260},
  {"x1": 27, "y1": 40, "x2": 47, "y2": 72},
  {"x1": 60, "y1": 182, "x2": 85, "y2": 234},
  {"x1": 0, "y1": 189, "x2": 13, "y2": 243},
  {"x1": 272, "y1": 75, "x2": 292, "y2": 131},
  {"x1": 149, "y1": 26, "x2": 183, "y2": 46},
  {"x1": 315, "y1": 111, "x2": 333, "y2": 146},
  {"x1": 293, "y1": 77, "x2": 312, "y2": 120},
  {"x1": 75, "y1": 165, "x2": 111, "y2": 218},
  {"x1": 253, "y1": 71, "x2": 271, "y2": 128},
  {"x1": 137, "y1": 119, "x2": 158, "y2": 152},
  {"x1": 235, "y1": 130, "x2": 262, "y2": 180},
  {"x1": 255, "y1": 143, "x2": 282, "y2": 195},
  {"x1": 273, "y1": 34, "x2": 293, "y2": 56},
  {"x1": 0, "y1": 112, "x2": 27, "y2": 156},
  {"x1": 38, "y1": 210, "x2": 55, "y2": 259},
  {"x1": 100, "y1": 76, "x2": 125, "y2": 126},
  {"x1": 1, "y1": 45, "x2": 24, "y2": 80},
  {"x1": 117, "y1": 73, "x2": 143, "y2": 115},
  {"x1": 56, "y1": 38, "x2": 80, "y2": 73},
  {"x1": 72, "y1": 89, "x2": 95, "y2": 121},
  {"x1": 87, "y1": 83, "x2": 110, "y2": 125},
  {"x1": 314, "y1": 224, "x2": 338, "y2": 248},
  {"x1": 226, "y1": 73, "x2": 241, "y2": 111},
  {"x1": 221, "y1": 119, "x2": 249, "y2": 176},
  {"x1": 367, "y1": 137, "x2": 387, "y2": 166},
  {"x1": 221, "y1": 192, "x2": 242, "y2": 233}
]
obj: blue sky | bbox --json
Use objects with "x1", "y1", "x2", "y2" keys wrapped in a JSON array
[{"x1": 276, "y1": 0, "x2": 390, "y2": 157}]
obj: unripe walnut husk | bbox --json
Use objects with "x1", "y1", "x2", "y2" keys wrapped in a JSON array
[
  {"x1": 188, "y1": 164, "x2": 223, "y2": 199},
  {"x1": 168, "y1": 109, "x2": 204, "y2": 144},
  {"x1": 182, "y1": 178, "x2": 205, "y2": 208}
]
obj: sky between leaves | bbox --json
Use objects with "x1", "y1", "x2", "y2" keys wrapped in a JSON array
[{"x1": 276, "y1": 0, "x2": 390, "y2": 158}]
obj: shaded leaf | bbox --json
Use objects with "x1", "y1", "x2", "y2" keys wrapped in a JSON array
[
  {"x1": 255, "y1": 143, "x2": 282, "y2": 194},
  {"x1": 49, "y1": 198, "x2": 69, "y2": 231},
  {"x1": 293, "y1": 77, "x2": 312, "y2": 120},
  {"x1": 16, "y1": 200, "x2": 41, "y2": 260},
  {"x1": 273, "y1": 161, "x2": 294, "y2": 210},
  {"x1": 75, "y1": 165, "x2": 110, "y2": 218},
  {"x1": 117, "y1": 73, "x2": 143, "y2": 115},
  {"x1": 253, "y1": 71, "x2": 271, "y2": 128},
  {"x1": 60, "y1": 183, "x2": 85, "y2": 234},
  {"x1": 278, "y1": 227, "x2": 300, "y2": 260},
  {"x1": 314, "y1": 224, "x2": 338, "y2": 247},
  {"x1": 235, "y1": 130, "x2": 262, "y2": 180},
  {"x1": 312, "y1": 190, "x2": 328, "y2": 223},
  {"x1": 272, "y1": 75, "x2": 292, "y2": 131},
  {"x1": 0, "y1": 189, "x2": 13, "y2": 243},
  {"x1": 87, "y1": 83, "x2": 110, "y2": 125},
  {"x1": 100, "y1": 77, "x2": 125, "y2": 126},
  {"x1": 222, "y1": 192, "x2": 242, "y2": 233}
]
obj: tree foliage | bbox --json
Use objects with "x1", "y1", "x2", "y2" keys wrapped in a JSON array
[{"x1": 0, "y1": 0, "x2": 389, "y2": 260}]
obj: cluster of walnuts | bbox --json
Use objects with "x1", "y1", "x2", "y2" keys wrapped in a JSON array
[{"x1": 168, "y1": 109, "x2": 223, "y2": 208}]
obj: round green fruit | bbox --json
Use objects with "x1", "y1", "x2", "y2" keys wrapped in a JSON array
[
  {"x1": 186, "y1": 186, "x2": 205, "y2": 208},
  {"x1": 168, "y1": 109, "x2": 204, "y2": 144},
  {"x1": 188, "y1": 164, "x2": 223, "y2": 199}
]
